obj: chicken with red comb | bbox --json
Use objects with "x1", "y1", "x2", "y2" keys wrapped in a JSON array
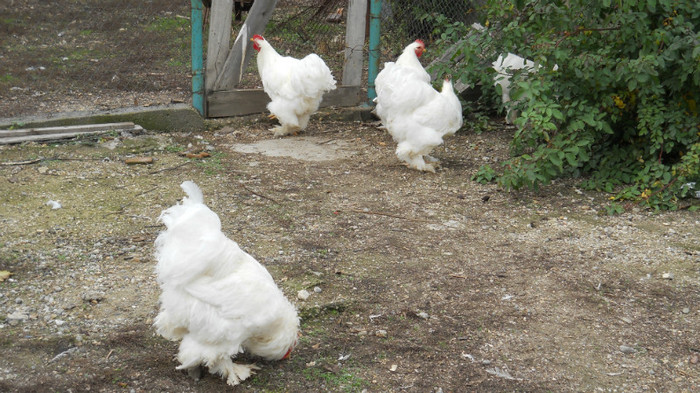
[
  {"x1": 250, "y1": 34, "x2": 336, "y2": 137},
  {"x1": 373, "y1": 40, "x2": 463, "y2": 172}
]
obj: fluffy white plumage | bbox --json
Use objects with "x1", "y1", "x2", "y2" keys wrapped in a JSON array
[
  {"x1": 251, "y1": 34, "x2": 337, "y2": 137},
  {"x1": 374, "y1": 40, "x2": 463, "y2": 172},
  {"x1": 154, "y1": 181, "x2": 299, "y2": 386}
]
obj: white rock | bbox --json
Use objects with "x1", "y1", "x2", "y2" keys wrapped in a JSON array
[
  {"x1": 7, "y1": 310, "x2": 29, "y2": 321},
  {"x1": 46, "y1": 200, "x2": 62, "y2": 209},
  {"x1": 297, "y1": 289, "x2": 310, "y2": 300}
]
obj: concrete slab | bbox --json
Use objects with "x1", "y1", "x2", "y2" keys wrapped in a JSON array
[
  {"x1": 230, "y1": 136, "x2": 361, "y2": 162},
  {"x1": 0, "y1": 104, "x2": 205, "y2": 133}
]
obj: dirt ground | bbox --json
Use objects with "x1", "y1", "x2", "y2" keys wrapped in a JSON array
[
  {"x1": 1, "y1": 1, "x2": 700, "y2": 392},
  {"x1": 1, "y1": 115, "x2": 699, "y2": 392}
]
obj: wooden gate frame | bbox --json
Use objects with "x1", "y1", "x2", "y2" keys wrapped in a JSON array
[{"x1": 204, "y1": 0, "x2": 367, "y2": 118}]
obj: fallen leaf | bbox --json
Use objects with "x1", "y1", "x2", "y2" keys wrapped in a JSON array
[
  {"x1": 125, "y1": 157, "x2": 154, "y2": 165},
  {"x1": 185, "y1": 152, "x2": 211, "y2": 159},
  {"x1": 0, "y1": 270, "x2": 12, "y2": 282}
]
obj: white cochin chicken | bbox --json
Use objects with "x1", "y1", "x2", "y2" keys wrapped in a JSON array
[
  {"x1": 154, "y1": 181, "x2": 299, "y2": 386},
  {"x1": 374, "y1": 40, "x2": 463, "y2": 172},
  {"x1": 492, "y1": 52, "x2": 558, "y2": 124},
  {"x1": 251, "y1": 34, "x2": 337, "y2": 137}
]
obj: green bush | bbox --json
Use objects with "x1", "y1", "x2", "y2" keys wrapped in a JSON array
[{"x1": 429, "y1": 0, "x2": 700, "y2": 211}]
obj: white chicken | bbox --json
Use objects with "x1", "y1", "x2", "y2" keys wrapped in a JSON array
[
  {"x1": 374, "y1": 40, "x2": 463, "y2": 172},
  {"x1": 251, "y1": 34, "x2": 337, "y2": 137},
  {"x1": 154, "y1": 181, "x2": 299, "y2": 386}
]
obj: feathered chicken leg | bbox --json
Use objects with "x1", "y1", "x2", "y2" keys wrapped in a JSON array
[
  {"x1": 207, "y1": 358, "x2": 261, "y2": 386},
  {"x1": 396, "y1": 143, "x2": 436, "y2": 172}
]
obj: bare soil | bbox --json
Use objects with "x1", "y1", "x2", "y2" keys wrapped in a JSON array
[
  {"x1": 1, "y1": 117, "x2": 699, "y2": 392},
  {"x1": 1, "y1": 1, "x2": 699, "y2": 392}
]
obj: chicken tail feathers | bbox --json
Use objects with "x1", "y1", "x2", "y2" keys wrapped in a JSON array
[
  {"x1": 180, "y1": 180, "x2": 204, "y2": 205},
  {"x1": 155, "y1": 181, "x2": 227, "y2": 285}
]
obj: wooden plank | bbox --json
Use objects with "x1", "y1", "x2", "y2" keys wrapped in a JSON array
[
  {"x1": 212, "y1": 0, "x2": 279, "y2": 91},
  {"x1": 0, "y1": 122, "x2": 138, "y2": 137},
  {"x1": 342, "y1": 0, "x2": 367, "y2": 86},
  {"x1": 0, "y1": 123, "x2": 144, "y2": 145},
  {"x1": 207, "y1": 86, "x2": 362, "y2": 118},
  {"x1": 205, "y1": 0, "x2": 234, "y2": 92}
]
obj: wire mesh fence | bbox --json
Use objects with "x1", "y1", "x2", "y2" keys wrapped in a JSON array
[
  {"x1": 236, "y1": 0, "x2": 351, "y2": 89},
  {"x1": 378, "y1": 0, "x2": 483, "y2": 66},
  {"x1": 1, "y1": 0, "x2": 482, "y2": 120}
]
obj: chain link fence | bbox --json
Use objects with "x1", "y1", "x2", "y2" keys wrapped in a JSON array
[
  {"x1": 378, "y1": 0, "x2": 483, "y2": 65},
  {"x1": 1, "y1": 0, "x2": 482, "y2": 119},
  {"x1": 236, "y1": 0, "x2": 351, "y2": 89}
]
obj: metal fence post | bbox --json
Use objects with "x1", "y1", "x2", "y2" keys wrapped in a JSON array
[
  {"x1": 191, "y1": 0, "x2": 205, "y2": 116},
  {"x1": 367, "y1": 0, "x2": 382, "y2": 103}
]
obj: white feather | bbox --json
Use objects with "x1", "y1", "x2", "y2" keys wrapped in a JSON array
[
  {"x1": 374, "y1": 41, "x2": 463, "y2": 172},
  {"x1": 154, "y1": 181, "x2": 299, "y2": 386},
  {"x1": 254, "y1": 37, "x2": 337, "y2": 136}
]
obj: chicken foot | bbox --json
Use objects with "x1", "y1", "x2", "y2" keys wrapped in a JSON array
[
  {"x1": 270, "y1": 125, "x2": 300, "y2": 137},
  {"x1": 208, "y1": 359, "x2": 261, "y2": 386}
]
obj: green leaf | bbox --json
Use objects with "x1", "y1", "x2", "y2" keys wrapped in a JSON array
[{"x1": 550, "y1": 153, "x2": 563, "y2": 169}]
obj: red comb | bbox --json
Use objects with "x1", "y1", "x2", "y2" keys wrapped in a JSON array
[
  {"x1": 415, "y1": 39, "x2": 425, "y2": 46},
  {"x1": 252, "y1": 34, "x2": 264, "y2": 41}
]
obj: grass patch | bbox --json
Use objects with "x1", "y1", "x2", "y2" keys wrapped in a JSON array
[
  {"x1": 0, "y1": 74, "x2": 18, "y2": 84},
  {"x1": 146, "y1": 16, "x2": 189, "y2": 33},
  {"x1": 302, "y1": 366, "x2": 367, "y2": 393},
  {"x1": 196, "y1": 151, "x2": 226, "y2": 176}
]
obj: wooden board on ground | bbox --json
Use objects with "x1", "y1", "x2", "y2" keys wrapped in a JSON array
[
  {"x1": 0, "y1": 122, "x2": 143, "y2": 144},
  {"x1": 207, "y1": 86, "x2": 363, "y2": 118}
]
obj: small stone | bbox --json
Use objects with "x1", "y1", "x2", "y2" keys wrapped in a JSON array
[
  {"x1": 620, "y1": 345, "x2": 636, "y2": 354},
  {"x1": 7, "y1": 310, "x2": 29, "y2": 322},
  {"x1": 662, "y1": 273, "x2": 674, "y2": 280},
  {"x1": 313, "y1": 286, "x2": 322, "y2": 293},
  {"x1": 375, "y1": 329, "x2": 388, "y2": 338},
  {"x1": 417, "y1": 311, "x2": 430, "y2": 320},
  {"x1": 297, "y1": 290, "x2": 310, "y2": 300},
  {"x1": 690, "y1": 355, "x2": 698, "y2": 364},
  {"x1": 682, "y1": 308, "x2": 690, "y2": 314},
  {"x1": 81, "y1": 291, "x2": 105, "y2": 303},
  {"x1": 389, "y1": 364, "x2": 398, "y2": 372}
]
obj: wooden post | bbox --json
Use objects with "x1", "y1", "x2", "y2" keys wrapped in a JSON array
[
  {"x1": 213, "y1": 0, "x2": 279, "y2": 91},
  {"x1": 342, "y1": 0, "x2": 367, "y2": 87},
  {"x1": 190, "y1": 0, "x2": 205, "y2": 115},
  {"x1": 205, "y1": 0, "x2": 234, "y2": 93}
]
